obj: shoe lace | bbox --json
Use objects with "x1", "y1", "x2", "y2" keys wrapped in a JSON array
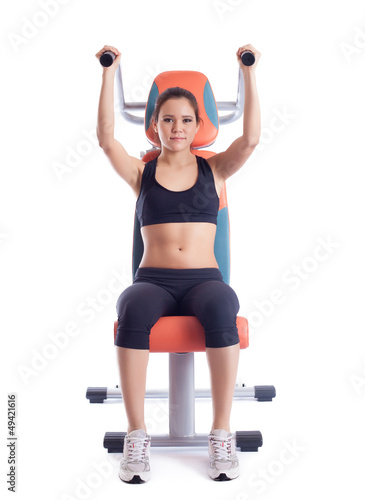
[
  {"x1": 126, "y1": 436, "x2": 150, "y2": 461},
  {"x1": 211, "y1": 435, "x2": 232, "y2": 461}
]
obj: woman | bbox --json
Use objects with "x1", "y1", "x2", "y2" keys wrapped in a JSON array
[{"x1": 95, "y1": 43, "x2": 261, "y2": 483}]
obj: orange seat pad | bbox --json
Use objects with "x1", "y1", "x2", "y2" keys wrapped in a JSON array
[{"x1": 114, "y1": 316, "x2": 248, "y2": 353}]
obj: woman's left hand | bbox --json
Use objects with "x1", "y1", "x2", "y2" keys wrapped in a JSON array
[{"x1": 236, "y1": 44, "x2": 261, "y2": 72}]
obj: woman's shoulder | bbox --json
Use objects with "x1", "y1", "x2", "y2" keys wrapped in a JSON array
[
  {"x1": 195, "y1": 154, "x2": 216, "y2": 172},
  {"x1": 138, "y1": 155, "x2": 158, "y2": 177},
  {"x1": 142, "y1": 156, "x2": 155, "y2": 168}
]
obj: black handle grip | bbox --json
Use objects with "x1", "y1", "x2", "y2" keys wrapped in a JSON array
[
  {"x1": 240, "y1": 51, "x2": 255, "y2": 66},
  {"x1": 99, "y1": 50, "x2": 116, "y2": 67}
]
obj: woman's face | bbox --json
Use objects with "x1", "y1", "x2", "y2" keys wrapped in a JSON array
[{"x1": 154, "y1": 98, "x2": 200, "y2": 151}]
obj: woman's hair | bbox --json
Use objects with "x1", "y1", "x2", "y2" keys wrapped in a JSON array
[{"x1": 151, "y1": 87, "x2": 202, "y2": 126}]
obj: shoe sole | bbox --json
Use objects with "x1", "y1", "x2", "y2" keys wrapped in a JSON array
[
  {"x1": 120, "y1": 475, "x2": 147, "y2": 484},
  {"x1": 209, "y1": 467, "x2": 239, "y2": 481},
  {"x1": 119, "y1": 472, "x2": 150, "y2": 484},
  {"x1": 212, "y1": 472, "x2": 238, "y2": 481}
]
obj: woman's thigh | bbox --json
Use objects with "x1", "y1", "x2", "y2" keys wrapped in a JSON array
[{"x1": 178, "y1": 280, "x2": 240, "y2": 347}]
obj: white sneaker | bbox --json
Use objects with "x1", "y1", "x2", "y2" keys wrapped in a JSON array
[
  {"x1": 119, "y1": 429, "x2": 151, "y2": 484},
  {"x1": 208, "y1": 429, "x2": 240, "y2": 481}
]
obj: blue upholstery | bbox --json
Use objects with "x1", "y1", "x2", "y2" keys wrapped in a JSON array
[{"x1": 203, "y1": 80, "x2": 219, "y2": 130}]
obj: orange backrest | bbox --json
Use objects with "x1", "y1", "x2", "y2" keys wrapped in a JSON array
[{"x1": 144, "y1": 70, "x2": 219, "y2": 149}]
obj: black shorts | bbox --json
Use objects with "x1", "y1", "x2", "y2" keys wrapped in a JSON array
[{"x1": 115, "y1": 267, "x2": 240, "y2": 350}]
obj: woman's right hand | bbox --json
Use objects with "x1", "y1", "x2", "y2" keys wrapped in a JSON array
[{"x1": 95, "y1": 45, "x2": 121, "y2": 70}]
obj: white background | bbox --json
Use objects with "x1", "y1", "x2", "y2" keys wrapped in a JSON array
[{"x1": 1, "y1": 0, "x2": 364, "y2": 499}]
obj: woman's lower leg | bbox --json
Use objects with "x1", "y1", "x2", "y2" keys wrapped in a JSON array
[
  {"x1": 116, "y1": 346, "x2": 149, "y2": 434},
  {"x1": 206, "y1": 342, "x2": 240, "y2": 433}
]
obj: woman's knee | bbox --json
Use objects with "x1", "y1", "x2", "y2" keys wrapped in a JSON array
[
  {"x1": 210, "y1": 282, "x2": 240, "y2": 315},
  {"x1": 204, "y1": 284, "x2": 239, "y2": 329},
  {"x1": 204, "y1": 284, "x2": 240, "y2": 347},
  {"x1": 116, "y1": 284, "x2": 146, "y2": 320},
  {"x1": 181, "y1": 281, "x2": 240, "y2": 348}
]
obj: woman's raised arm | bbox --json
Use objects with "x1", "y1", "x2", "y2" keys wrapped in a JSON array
[
  {"x1": 208, "y1": 44, "x2": 261, "y2": 181},
  {"x1": 95, "y1": 45, "x2": 144, "y2": 195}
]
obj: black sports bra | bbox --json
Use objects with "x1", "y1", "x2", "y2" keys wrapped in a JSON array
[{"x1": 136, "y1": 155, "x2": 220, "y2": 227}]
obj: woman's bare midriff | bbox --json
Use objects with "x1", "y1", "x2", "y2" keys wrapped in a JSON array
[
  {"x1": 134, "y1": 157, "x2": 224, "y2": 269},
  {"x1": 138, "y1": 222, "x2": 219, "y2": 269}
]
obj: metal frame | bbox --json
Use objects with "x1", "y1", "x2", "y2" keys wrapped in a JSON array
[
  {"x1": 87, "y1": 352, "x2": 275, "y2": 450},
  {"x1": 115, "y1": 63, "x2": 245, "y2": 126}
]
